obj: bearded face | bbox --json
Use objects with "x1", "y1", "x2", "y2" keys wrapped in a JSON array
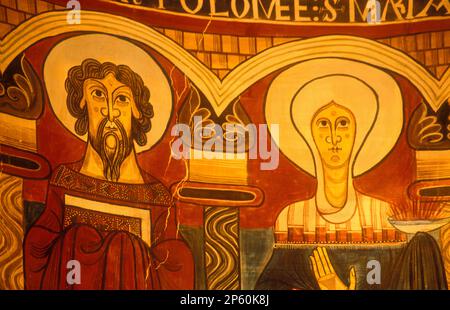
[
  {"x1": 81, "y1": 72, "x2": 142, "y2": 182},
  {"x1": 91, "y1": 117, "x2": 133, "y2": 182}
]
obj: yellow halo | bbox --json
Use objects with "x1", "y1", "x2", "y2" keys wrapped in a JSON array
[
  {"x1": 44, "y1": 34, "x2": 173, "y2": 153},
  {"x1": 265, "y1": 58, "x2": 403, "y2": 177}
]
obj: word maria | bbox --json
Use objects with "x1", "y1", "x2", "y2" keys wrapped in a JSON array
[
  {"x1": 114, "y1": 0, "x2": 450, "y2": 23},
  {"x1": 171, "y1": 117, "x2": 279, "y2": 170}
]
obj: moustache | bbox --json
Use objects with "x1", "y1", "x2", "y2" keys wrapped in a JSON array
[{"x1": 91, "y1": 118, "x2": 133, "y2": 182}]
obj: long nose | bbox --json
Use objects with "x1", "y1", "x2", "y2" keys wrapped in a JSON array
[
  {"x1": 326, "y1": 128, "x2": 342, "y2": 146},
  {"x1": 100, "y1": 97, "x2": 120, "y2": 122}
]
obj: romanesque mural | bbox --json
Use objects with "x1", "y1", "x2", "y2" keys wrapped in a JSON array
[{"x1": 0, "y1": 0, "x2": 449, "y2": 292}]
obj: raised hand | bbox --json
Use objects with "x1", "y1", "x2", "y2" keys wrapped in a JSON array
[{"x1": 309, "y1": 247, "x2": 356, "y2": 290}]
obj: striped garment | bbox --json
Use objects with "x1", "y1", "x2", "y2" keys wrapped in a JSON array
[{"x1": 275, "y1": 192, "x2": 406, "y2": 244}]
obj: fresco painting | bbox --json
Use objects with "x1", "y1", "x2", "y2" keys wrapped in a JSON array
[{"x1": 0, "y1": 0, "x2": 449, "y2": 291}]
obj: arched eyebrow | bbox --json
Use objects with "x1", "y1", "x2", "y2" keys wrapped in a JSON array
[
  {"x1": 86, "y1": 79, "x2": 107, "y2": 92},
  {"x1": 334, "y1": 116, "x2": 350, "y2": 127},
  {"x1": 112, "y1": 85, "x2": 132, "y2": 98},
  {"x1": 315, "y1": 118, "x2": 331, "y2": 127}
]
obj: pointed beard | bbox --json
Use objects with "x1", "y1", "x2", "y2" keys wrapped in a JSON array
[{"x1": 91, "y1": 118, "x2": 133, "y2": 182}]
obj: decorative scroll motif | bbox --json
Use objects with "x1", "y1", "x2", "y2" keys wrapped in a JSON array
[
  {"x1": 178, "y1": 84, "x2": 252, "y2": 152},
  {"x1": 0, "y1": 55, "x2": 43, "y2": 120},
  {"x1": 0, "y1": 174, "x2": 24, "y2": 290},
  {"x1": 204, "y1": 207, "x2": 240, "y2": 290},
  {"x1": 408, "y1": 101, "x2": 450, "y2": 150}
]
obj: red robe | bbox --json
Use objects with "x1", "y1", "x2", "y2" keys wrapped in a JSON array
[{"x1": 24, "y1": 162, "x2": 194, "y2": 290}]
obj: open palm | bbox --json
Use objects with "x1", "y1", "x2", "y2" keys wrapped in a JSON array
[{"x1": 309, "y1": 247, "x2": 356, "y2": 290}]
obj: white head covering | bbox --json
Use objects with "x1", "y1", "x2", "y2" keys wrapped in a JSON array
[
  {"x1": 265, "y1": 59, "x2": 403, "y2": 223},
  {"x1": 292, "y1": 75, "x2": 378, "y2": 222}
]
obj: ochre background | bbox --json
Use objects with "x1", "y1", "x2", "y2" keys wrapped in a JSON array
[
  {"x1": 1, "y1": 0, "x2": 444, "y2": 229},
  {"x1": 21, "y1": 34, "x2": 420, "y2": 229}
]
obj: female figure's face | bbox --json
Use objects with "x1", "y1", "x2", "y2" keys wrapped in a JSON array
[{"x1": 311, "y1": 101, "x2": 356, "y2": 169}]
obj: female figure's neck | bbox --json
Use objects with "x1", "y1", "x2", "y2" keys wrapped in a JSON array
[{"x1": 322, "y1": 162, "x2": 350, "y2": 208}]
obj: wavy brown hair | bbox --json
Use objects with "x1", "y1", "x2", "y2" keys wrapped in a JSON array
[{"x1": 65, "y1": 58, "x2": 154, "y2": 146}]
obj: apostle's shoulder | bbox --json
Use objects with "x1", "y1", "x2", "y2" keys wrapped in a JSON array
[
  {"x1": 140, "y1": 169, "x2": 173, "y2": 207},
  {"x1": 49, "y1": 161, "x2": 82, "y2": 185}
]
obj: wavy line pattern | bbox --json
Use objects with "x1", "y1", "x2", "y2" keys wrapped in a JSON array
[
  {"x1": 447, "y1": 113, "x2": 450, "y2": 140},
  {"x1": 0, "y1": 174, "x2": 24, "y2": 290},
  {"x1": 204, "y1": 207, "x2": 240, "y2": 290}
]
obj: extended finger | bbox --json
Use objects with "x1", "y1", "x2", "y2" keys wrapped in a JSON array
[
  {"x1": 349, "y1": 267, "x2": 357, "y2": 290},
  {"x1": 317, "y1": 247, "x2": 331, "y2": 275},
  {"x1": 309, "y1": 256, "x2": 320, "y2": 280},
  {"x1": 321, "y1": 247, "x2": 335, "y2": 274},
  {"x1": 313, "y1": 249, "x2": 325, "y2": 277}
]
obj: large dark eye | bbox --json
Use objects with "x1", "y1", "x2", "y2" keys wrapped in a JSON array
[
  {"x1": 317, "y1": 119, "x2": 329, "y2": 128},
  {"x1": 116, "y1": 95, "x2": 130, "y2": 104},
  {"x1": 336, "y1": 117, "x2": 350, "y2": 128},
  {"x1": 92, "y1": 89, "x2": 105, "y2": 99}
]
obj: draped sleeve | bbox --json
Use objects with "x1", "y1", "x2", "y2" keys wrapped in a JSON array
[{"x1": 24, "y1": 164, "x2": 194, "y2": 290}]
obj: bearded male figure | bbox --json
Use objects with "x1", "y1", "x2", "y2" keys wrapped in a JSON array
[{"x1": 24, "y1": 59, "x2": 194, "y2": 289}]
